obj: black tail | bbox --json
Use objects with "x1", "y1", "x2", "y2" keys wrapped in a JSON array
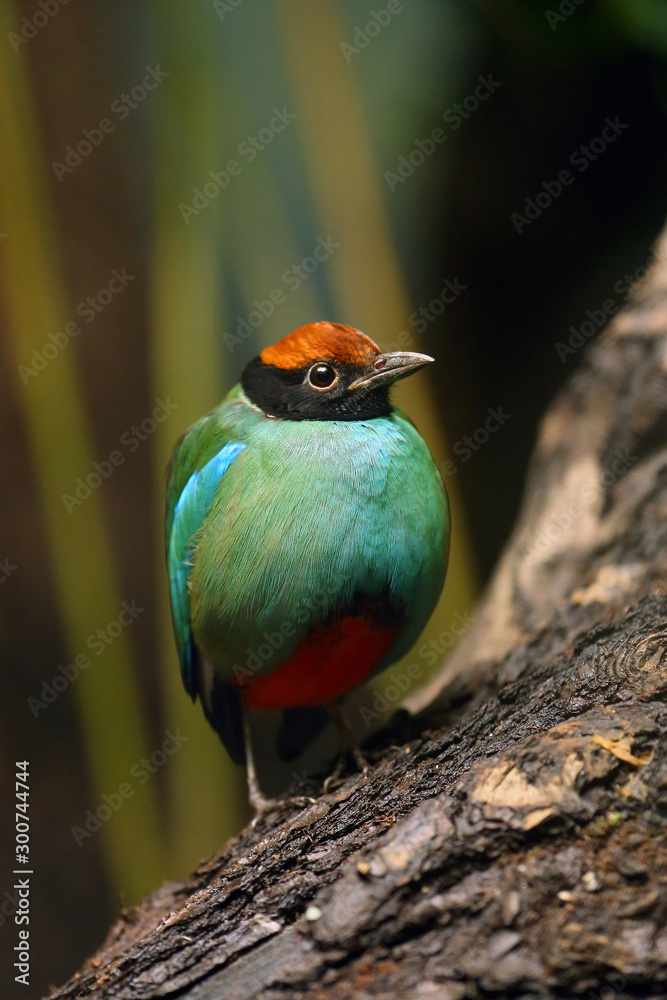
[{"x1": 206, "y1": 681, "x2": 246, "y2": 765}]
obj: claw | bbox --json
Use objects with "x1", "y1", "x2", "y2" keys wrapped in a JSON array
[
  {"x1": 244, "y1": 703, "x2": 367, "y2": 826},
  {"x1": 324, "y1": 701, "x2": 370, "y2": 788},
  {"x1": 245, "y1": 712, "x2": 316, "y2": 824},
  {"x1": 352, "y1": 746, "x2": 369, "y2": 775},
  {"x1": 249, "y1": 792, "x2": 316, "y2": 827},
  {"x1": 323, "y1": 755, "x2": 347, "y2": 793},
  {"x1": 322, "y1": 740, "x2": 369, "y2": 794}
]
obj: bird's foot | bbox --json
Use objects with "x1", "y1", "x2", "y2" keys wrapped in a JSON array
[
  {"x1": 322, "y1": 746, "x2": 369, "y2": 794},
  {"x1": 244, "y1": 713, "x2": 315, "y2": 826},
  {"x1": 352, "y1": 746, "x2": 370, "y2": 775},
  {"x1": 249, "y1": 789, "x2": 316, "y2": 827},
  {"x1": 322, "y1": 701, "x2": 370, "y2": 793}
]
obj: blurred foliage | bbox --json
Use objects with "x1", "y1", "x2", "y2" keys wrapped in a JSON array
[
  {"x1": 0, "y1": 3, "x2": 163, "y2": 901},
  {"x1": 150, "y1": 0, "x2": 243, "y2": 889},
  {"x1": 1, "y1": 1, "x2": 667, "y2": 997}
]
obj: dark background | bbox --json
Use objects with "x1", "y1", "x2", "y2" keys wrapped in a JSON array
[{"x1": 1, "y1": 1, "x2": 666, "y2": 997}]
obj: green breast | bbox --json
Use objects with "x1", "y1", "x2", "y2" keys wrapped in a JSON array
[{"x1": 188, "y1": 390, "x2": 449, "y2": 683}]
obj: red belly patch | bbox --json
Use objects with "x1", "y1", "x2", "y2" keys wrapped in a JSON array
[{"x1": 240, "y1": 613, "x2": 398, "y2": 710}]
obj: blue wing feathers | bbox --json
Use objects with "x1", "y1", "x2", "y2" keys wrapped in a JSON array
[
  {"x1": 173, "y1": 442, "x2": 246, "y2": 521},
  {"x1": 168, "y1": 441, "x2": 246, "y2": 695}
]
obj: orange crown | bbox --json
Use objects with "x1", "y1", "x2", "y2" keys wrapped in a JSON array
[{"x1": 260, "y1": 322, "x2": 381, "y2": 370}]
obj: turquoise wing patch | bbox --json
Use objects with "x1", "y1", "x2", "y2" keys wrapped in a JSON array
[{"x1": 167, "y1": 441, "x2": 246, "y2": 696}]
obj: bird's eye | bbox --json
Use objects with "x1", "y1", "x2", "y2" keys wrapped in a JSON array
[{"x1": 308, "y1": 363, "x2": 337, "y2": 389}]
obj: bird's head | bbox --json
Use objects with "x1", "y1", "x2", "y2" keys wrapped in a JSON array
[{"x1": 240, "y1": 322, "x2": 433, "y2": 421}]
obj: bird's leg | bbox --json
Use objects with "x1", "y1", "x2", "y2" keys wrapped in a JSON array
[
  {"x1": 243, "y1": 711, "x2": 316, "y2": 825},
  {"x1": 323, "y1": 701, "x2": 369, "y2": 792},
  {"x1": 328, "y1": 700, "x2": 369, "y2": 772},
  {"x1": 243, "y1": 711, "x2": 272, "y2": 816}
]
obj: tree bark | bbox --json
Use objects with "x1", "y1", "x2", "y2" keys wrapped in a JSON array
[{"x1": 49, "y1": 227, "x2": 667, "y2": 1000}]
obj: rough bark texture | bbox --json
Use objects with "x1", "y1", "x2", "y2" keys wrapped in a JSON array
[{"x1": 49, "y1": 231, "x2": 667, "y2": 1000}]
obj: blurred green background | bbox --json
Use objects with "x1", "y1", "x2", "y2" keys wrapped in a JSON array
[{"x1": 1, "y1": 1, "x2": 666, "y2": 996}]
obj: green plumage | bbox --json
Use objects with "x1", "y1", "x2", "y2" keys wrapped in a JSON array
[{"x1": 166, "y1": 384, "x2": 449, "y2": 698}]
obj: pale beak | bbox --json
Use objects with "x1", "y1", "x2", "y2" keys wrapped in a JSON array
[{"x1": 348, "y1": 351, "x2": 434, "y2": 391}]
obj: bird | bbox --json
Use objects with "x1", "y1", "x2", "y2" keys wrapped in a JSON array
[{"x1": 165, "y1": 321, "x2": 449, "y2": 814}]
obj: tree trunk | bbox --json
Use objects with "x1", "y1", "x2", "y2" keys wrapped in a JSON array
[{"x1": 49, "y1": 226, "x2": 667, "y2": 1000}]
